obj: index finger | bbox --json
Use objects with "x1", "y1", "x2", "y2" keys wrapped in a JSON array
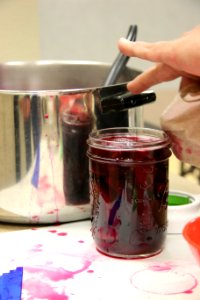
[
  {"x1": 118, "y1": 38, "x2": 174, "y2": 63},
  {"x1": 127, "y1": 63, "x2": 179, "y2": 94}
]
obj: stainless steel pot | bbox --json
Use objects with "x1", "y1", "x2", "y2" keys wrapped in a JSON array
[{"x1": 0, "y1": 60, "x2": 143, "y2": 224}]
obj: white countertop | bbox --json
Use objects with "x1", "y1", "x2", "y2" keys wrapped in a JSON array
[
  {"x1": 0, "y1": 220, "x2": 200, "y2": 299},
  {"x1": 0, "y1": 172, "x2": 200, "y2": 299}
]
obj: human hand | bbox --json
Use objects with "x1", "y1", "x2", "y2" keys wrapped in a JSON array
[{"x1": 118, "y1": 25, "x2": 200, "y2": 93}]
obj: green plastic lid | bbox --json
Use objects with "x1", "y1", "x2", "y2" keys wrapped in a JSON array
[{"x1": 168, "y1": 193, "x2": 192, "y2": 206}]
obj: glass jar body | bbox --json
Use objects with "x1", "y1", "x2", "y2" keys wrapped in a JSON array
[{"x1": 87, "y1": 127, "x2": 171, "y2": 258}]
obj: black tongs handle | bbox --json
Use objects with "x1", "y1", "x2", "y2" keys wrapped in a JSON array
[
  {"x1": 100, "y1": 90, "x2": 156, "y2": 113},
  {"x1": 103, "y1": 25, "x2": 138, "y2": 86}
]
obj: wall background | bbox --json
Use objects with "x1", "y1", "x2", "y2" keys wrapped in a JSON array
[
  {"x1": 38, "y1": 0, "x2": 200, "y2": 89},
  {"x1": 0, "y1": 0, "x2": 199, "y2": 90},
  {"x1": 0, "y1": 0, "x2": 199, "y2": 179},
  {"x1": 0, "y1": 0, "x2": 40, "y2": 61}
]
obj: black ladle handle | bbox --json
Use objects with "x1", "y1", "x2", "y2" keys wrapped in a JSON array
[{"x1": 103, "y1": 24, "x2": 138, "y2": 86}]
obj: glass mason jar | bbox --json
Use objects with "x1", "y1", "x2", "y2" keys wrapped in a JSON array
[{"x1": 87, "y1": 127, "x2": 171, "y2": 258}]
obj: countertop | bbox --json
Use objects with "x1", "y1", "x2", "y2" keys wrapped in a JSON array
[
  {"x1": 0, "y1": 172, "x2": 200, "y2": 298},
  {"x1": 0, "y1": 219, "x2": 200, "y2": 299}
]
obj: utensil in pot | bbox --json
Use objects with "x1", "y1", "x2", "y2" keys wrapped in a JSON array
[
  {"x1": 103, "y1": 24, "x2": 138, "y2": 86},
  {"x1": 96, "y1": 24, "x2": 139, "y2": 129}
]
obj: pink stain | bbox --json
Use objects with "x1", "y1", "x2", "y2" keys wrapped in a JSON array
[
  {"x1": 130, "y1": 262, "x2": 198, "y2": 295},
  {"x1": 39, "y1": 176, "x2": 51, "y2": 190},
  {"x1": 31, "y1": 215, "x2": 40, "y2": 224},
  {"x1": 23, "y1": 278, "x2": 68, "y2": 300},
  {"x1": 57, "y1": 232, "x2": 68, "y2": 236},
  {"x1": 149, "y1": 264, "x2": 172, "y2": 272},
  {"x1": 32, "y1": 249, "x2": 42, "y2": 252},
  {"x1": 78, "y1": 240, "x2": 85, "y2": 243},
  {"x1": 48, "y1": 229, "x2": 57, "y2": 233},
  {"x1": 23, "y1": 259, "x2": 92, "y2": 299},
  {"x1": 31, "y1": 175, "x2": 66, "y2": 224},
  {"x1": 87, "y1": 269, "x2": 94, "y2": 273},
  {"x1": 186, "y1": 147, "x2": 192, "y2": 154},
  {"x1": 35, "y1": 244, "x2": 43, "y2": 248},
  {"x1": 32, "y1": 244, "x2": 43, "y2": 252},
  {"x1": 48, "y1": 209, "x2": 59, "y2": 215}
]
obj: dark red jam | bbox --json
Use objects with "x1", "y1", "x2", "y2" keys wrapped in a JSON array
[
  {"x1": 62, "y1": 98, "x2": 93, "y2": 205},
  {"x1": 87, "y1": 128, "x2": 171, "y2": 258}
]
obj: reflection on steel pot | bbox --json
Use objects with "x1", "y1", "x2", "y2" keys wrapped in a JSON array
[{"x1": 0, "y1": 60, "x2": 143, "y2": 224}]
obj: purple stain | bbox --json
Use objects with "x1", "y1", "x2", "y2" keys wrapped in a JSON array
[
  {"x1": 108, "y1": 194, "x2": 122, "y2": 226},
  {"x1": 0, "y1": 267, "x2": 23, "y2": 300},
  {"x1": 31, "y1": 145, "x2": 40, "y2": 188}
]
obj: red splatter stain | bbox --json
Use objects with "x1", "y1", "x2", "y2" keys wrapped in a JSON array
[
  {"x1": 57, "y1": 232, "x2": 68, "y2": 236},
  {"x1": 186, "y1": 147, "x2": 192, "y2": 154},
  {"x1": 48, "y1": 209, "x2": 60, "y2": 215},
  {"x1": 32, "y1": 215, "x2": 40, "y2": 221},
  {"x1": 54, "y1": 222, "x2": 61, "y2": 226},
  {"x1": 184, "y1": 290, "x2": 193, "y2": 294},
  {"x1": 48, "y1": 230, "x2": 57, "y2": 233},
  {"x1": 87, "y1": 269, "x2": 94, "y2": 273},
  {"x1": 149, "y1": 265, "x2": 172, "y2": 272},
  {"x1": 44, "y1": 114, "x2": 49, "y2": 119}
]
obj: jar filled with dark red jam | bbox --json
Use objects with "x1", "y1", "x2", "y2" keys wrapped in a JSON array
[{"x1": 87, "y1": 127, "x2": 171, "y2": 258}]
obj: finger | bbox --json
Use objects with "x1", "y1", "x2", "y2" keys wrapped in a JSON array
[
  {"x1": 118, "y1": 38, "x2": 173, "y2": 63},
  {"x1": 127, "y1": 63, "x2": 179, "y2": 94}
]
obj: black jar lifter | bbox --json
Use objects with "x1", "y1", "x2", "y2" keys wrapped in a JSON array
[
  {"x1": 95, "y1": 83, "x2": 156, "y2": 114},
  {"x1": 95, "y1": 24, "x2": 149, "y2": 129}
]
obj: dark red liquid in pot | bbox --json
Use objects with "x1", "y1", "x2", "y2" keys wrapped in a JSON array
[{"x1": 88, "y1": 134, "x2": 171, "y2": 257}]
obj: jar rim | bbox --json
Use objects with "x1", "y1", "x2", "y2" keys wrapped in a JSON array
[{"x1": 87, "y1": 127, "x2": 170, "y2": 150}]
